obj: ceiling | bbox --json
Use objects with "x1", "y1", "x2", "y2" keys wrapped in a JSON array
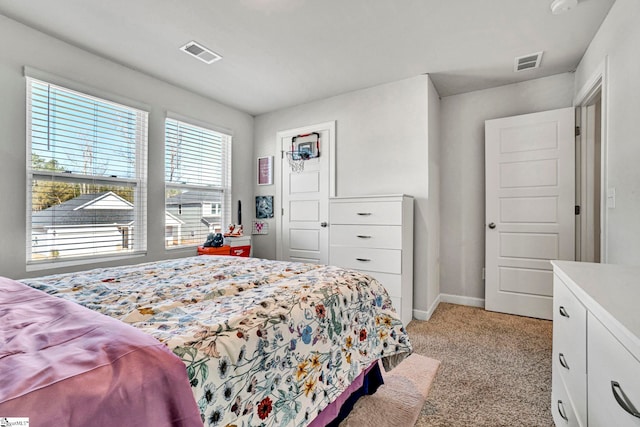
[{"x1": 0, "y1": 0, "x2": 615, "y2": 116}]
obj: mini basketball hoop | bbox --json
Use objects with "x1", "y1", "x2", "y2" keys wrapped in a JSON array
[
  {"x1": 286, "y1": 151, "x2": 309, "y2": 173},
  {"x1": 286, "y1": 132, "x2": 319, "y2": 173}
]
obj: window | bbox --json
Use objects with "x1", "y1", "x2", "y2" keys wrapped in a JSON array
[
  {"x1": 165, "y1": 118, "x2": 231, "y2": 248},
  {"x1": 27, "y1": 77, "x2": 148, "y2": 264}
]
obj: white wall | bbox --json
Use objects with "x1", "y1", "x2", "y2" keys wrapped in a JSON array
[
  {"x1": 439, "y1": 73, "x2": 575, "y2": 301},
  {"x1": 253, "y1": 75, "x2": 438, "y2": 314},
  {"x1": 424, "y1": 78, "x2": 441, "y2": 317},
  {"x1": 574, "y1": 0, "x2": 640, "y2": 265},
  {"x1": 0, "y1": 16, "x2": 254, "y2": 279}
]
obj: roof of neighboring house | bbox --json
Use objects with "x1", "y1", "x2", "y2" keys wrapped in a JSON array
[
  {"x1": 166, "y1": 190, "x2": 222, "y2": 206},
  {"x1": 32, "y1": 191, "x2": 134, "y2": 228},
  {"x1": 200, "y1": 216, "x2": 221, "y2": 227},
  {"x1": 166, "y1": 211, "x2": 185, "y2": 227}
]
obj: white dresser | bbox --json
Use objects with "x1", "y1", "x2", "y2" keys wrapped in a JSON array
[
  {"x1": 551, "y1": 261, "x2": 640, "y2": 427},
  {"x1": 329, "y1": 195, "x2": 413, "y2": 326}
]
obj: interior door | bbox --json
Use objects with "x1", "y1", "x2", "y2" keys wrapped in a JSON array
[
  {"x1": 485, "y1": 108, "x2": 575, "y2": 320},
  {"x1": 278, "y1": 122, "x2": 335, "y2": 264}
]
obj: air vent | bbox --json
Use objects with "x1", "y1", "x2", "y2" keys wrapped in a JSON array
[
  {"x1": 180, "y1": 41, "x2": 222, "y2": 64},
  {"x1": 514, "y1": 51, "x2": 543, "y2": 72}
]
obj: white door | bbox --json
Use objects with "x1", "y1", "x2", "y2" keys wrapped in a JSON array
[
  {"x1": 485, "y1": 108, "x2": 575, "y2": 320},
  {"x1": 277, "y1": 122, "x2": 335, "y2": 264}
]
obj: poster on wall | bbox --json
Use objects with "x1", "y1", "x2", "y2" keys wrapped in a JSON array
[
  {"x1": 257, "y1": 156, "x2": 273, "y2": 185},
  {"x1": 256, "y1": 195, "x2": 274, "y2": 218}
]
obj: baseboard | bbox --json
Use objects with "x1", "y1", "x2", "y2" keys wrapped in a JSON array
[
  {"x1": 412, "y1": 294, "x2": 441, "y2": 321},
  {"x1": 412, "y1": 293, "x2": 485, "y2": 322},
  {"x1": 440, "y1": 293, "x2": 485, "y2": 308}
]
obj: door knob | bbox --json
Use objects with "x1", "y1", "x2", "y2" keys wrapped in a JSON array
[
  {"x1": 488, "y1": 222, "x2": 496, "y2": 229},
  {"x1": 320, "y1": 222, "x2": 328, "y2": 228}
]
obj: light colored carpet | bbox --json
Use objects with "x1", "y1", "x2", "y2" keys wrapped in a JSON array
[
  {"x1": 410, "y1": 303, "x2": 554, "y2": 427},
  {"x1": 340, "y1": 354, "x2": 441, "y2": 427}
]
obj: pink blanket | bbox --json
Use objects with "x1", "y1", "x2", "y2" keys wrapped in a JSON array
[{"x1": 0, "y1": 276, "x2": 202, "y2": 426}]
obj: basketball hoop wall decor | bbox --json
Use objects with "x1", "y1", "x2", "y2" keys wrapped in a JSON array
[{"x1": 285, "y1": 132, "x2": 320, "y2": 173}]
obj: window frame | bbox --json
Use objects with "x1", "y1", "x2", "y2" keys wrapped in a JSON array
[
  {"x1": 25, "y1": 74, "x2": 149, "y2": 269},
  {"x1": 164, "y1": 115, "x2": 232, "y2": 249}
]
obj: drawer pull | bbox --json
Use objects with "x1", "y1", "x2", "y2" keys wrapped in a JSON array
[
  {"x1": 558, "y1": 353, "x2": 570, "y2": 370},
  {"x1": 611, "y1": 381, "x2": 640, "y2": 418},
  {"x1": 559, "y1": 306, "x2": 570, "y2": 318},
  {"x1": 557, "y1": 400, "x2": 568, "y2": 421},
  {"x1": 356, "y1": 212, "x2": 372, "y2": 216},
  {"x1": 356, "y1": 258, "x2": 371, "y2": 262},
  {"x1": 356, "y1": 235, "x2": 372, "y2": 239}
]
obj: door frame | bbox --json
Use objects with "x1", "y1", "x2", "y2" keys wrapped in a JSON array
[
  {"x1": 574, "y1": 57, "x2": 608, "y2": 263},
  {"x1": 275, "y1": 121, "x2": 336, "y2": 261}
]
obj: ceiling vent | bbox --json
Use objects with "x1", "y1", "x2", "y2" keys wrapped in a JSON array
[
  {"x1": 180, "y1": 41, "x2": 222, "y2": 64},
  {"x1": 514, "y1": 52, "x2": 543, "y2": 72}
]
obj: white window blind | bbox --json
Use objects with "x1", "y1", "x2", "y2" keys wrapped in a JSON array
[
  {"x1": 165, "y1": 118, "x2": 232, "y2": 248},
  {"x1": 27, "y1": 77, "x2": 148, "y2": 264}
]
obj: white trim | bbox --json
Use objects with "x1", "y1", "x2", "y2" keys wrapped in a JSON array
[
  {"x1": 165, "y1": 111, "x2": 234, "y2": 137},
  {"x1": 574, "y1": 56, "x2": 608, "y2": 263},
  {"x1": 23, "y1": 66, "x2": 150, "y2": 112},
  {"x1": 412, "y1": 293, "x2": 486, "y2": 322},
  {"x1": 26, "y1": 252, "x2": 146, "y2": 272},
  {"x1": 413, "y1": 294, "x2": 441, "y2": 321},
  {"x1": 275, "y1": 121, "x2": 336, "y2": 261},
  {"x1": 440, "y1": 293, "x2": 485, "y2": 308}
]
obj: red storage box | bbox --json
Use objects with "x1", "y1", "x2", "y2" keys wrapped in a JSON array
[
  {"x1": 230, "y1": 245, "x2": 251, "y2": 257},
  {"x1": 197, "y1": 245, "x2": 231, "y2": 256}
]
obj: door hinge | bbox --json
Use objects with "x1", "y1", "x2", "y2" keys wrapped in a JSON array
[
  {"x1": 575, "y1": 205, "x2": 581, "y2": 215},
  {"x1": 282, "y1": 207, "x2": 285, "y2": 216},
  {"x1": 575, "y1": 126, "x2": 581, "y2": 137}
]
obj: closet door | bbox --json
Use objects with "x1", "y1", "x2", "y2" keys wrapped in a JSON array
[{"x1": 485, "y1": 107, "x2": 575, "y2": 320}]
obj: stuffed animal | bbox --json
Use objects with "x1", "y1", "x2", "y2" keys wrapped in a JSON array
[{"x1": 203, "y1": 232, "x2": 224, "y2": 248}]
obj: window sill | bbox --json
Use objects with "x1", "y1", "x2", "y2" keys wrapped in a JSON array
[{"x1": 26, "y1": 252, "x2": 147, "y2": 272}]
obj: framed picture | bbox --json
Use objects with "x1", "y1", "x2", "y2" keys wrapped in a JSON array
[
  {"x1": 257, "y1": 156, "x2": 273, "y2": 185},
  {"x1": 256, "y1": 196, "x2": 274, "y2": 219}
]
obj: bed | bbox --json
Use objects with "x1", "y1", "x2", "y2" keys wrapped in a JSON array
[
  {"x1": 4, "y1": 255, "x2": 412, "y2": 426},
  {"x1": 0, "y1": 275, "x2": 202, "y2": 426}
]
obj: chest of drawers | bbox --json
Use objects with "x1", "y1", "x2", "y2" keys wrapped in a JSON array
[
  {"x1": 551, "y1": 261, "x2": 640, "y2": 427},
  {"x1": 329, "y1": 195, "x2": 413, "y2": 325}
]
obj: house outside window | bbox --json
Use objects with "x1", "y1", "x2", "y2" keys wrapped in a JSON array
[
  {"x1": 26, "y1": 77, "x2": 148, "y2": 264},
  {"x1": 165, "y1": 117, "x2": 232, "y2": 247}
]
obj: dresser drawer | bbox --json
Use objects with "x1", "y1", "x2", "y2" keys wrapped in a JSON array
[
  {"x1": 330, "y1": 225, "x2": 402, "y2": 249},
  {"x1": 588, "y1": 314, "x2": 640, "y2": 427},
  {"x1": 552, "y1": 366, "x2": 581, "y2": 426},
  {"x1": 553, "y1": 276, "x2": 587, "y2": 425},
  {"x1": 359, "y1": 270, "x2": 402, "y2": 298},
  {"x1": 329, "y1": 247, "x2": 401, "y2": 274},
  {"x1": 330, "y1": 201, "x2": 402, "y2": 225}
]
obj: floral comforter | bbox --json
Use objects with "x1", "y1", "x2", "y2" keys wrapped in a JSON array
[{"x1": 22, "y1": 256, "x2": 412, "y2": 426}]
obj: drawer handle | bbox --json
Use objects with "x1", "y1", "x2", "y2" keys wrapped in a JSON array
[
  {"x1": 356, "y1": 212, "x2": 372, "y2": 216},
  {"x1": 356, "y1": 235, "x2": 372, "y2": 239},
  {"x1": 559, "y1": 306, "x2": 570, "y2": 318},
  {"x1": 611, "y1": 381, "x2": 640, "y2": 418},
  {"x1": 558, "y1": 353, "x2": 569, "y2": 370},
  {"x1": 557, "y1": 400, "x2": 568, "y2": 421},
  {"x1": 356, "y1": 258, "x2": 371, "y2": 262}
]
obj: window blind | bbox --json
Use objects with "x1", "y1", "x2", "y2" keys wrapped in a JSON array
[
  {"x1": 165, "y1": 118, "x2": 232, "y2": 248},
  {"x1": 26, "y1": 77, "x2": 148, "y2": 264}
]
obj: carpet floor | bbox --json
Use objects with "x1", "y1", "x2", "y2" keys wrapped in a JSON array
[
  {"x1": 340, "y1": 354, "x2": 441, "y2": 427},
  {"x1": 408, "y1": 303, "x2": 554, "y2": 427}
]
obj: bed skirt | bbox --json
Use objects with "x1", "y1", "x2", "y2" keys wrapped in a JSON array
[{"x1": 310, "y1": 362, "x2": 384, "y2": 427}]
